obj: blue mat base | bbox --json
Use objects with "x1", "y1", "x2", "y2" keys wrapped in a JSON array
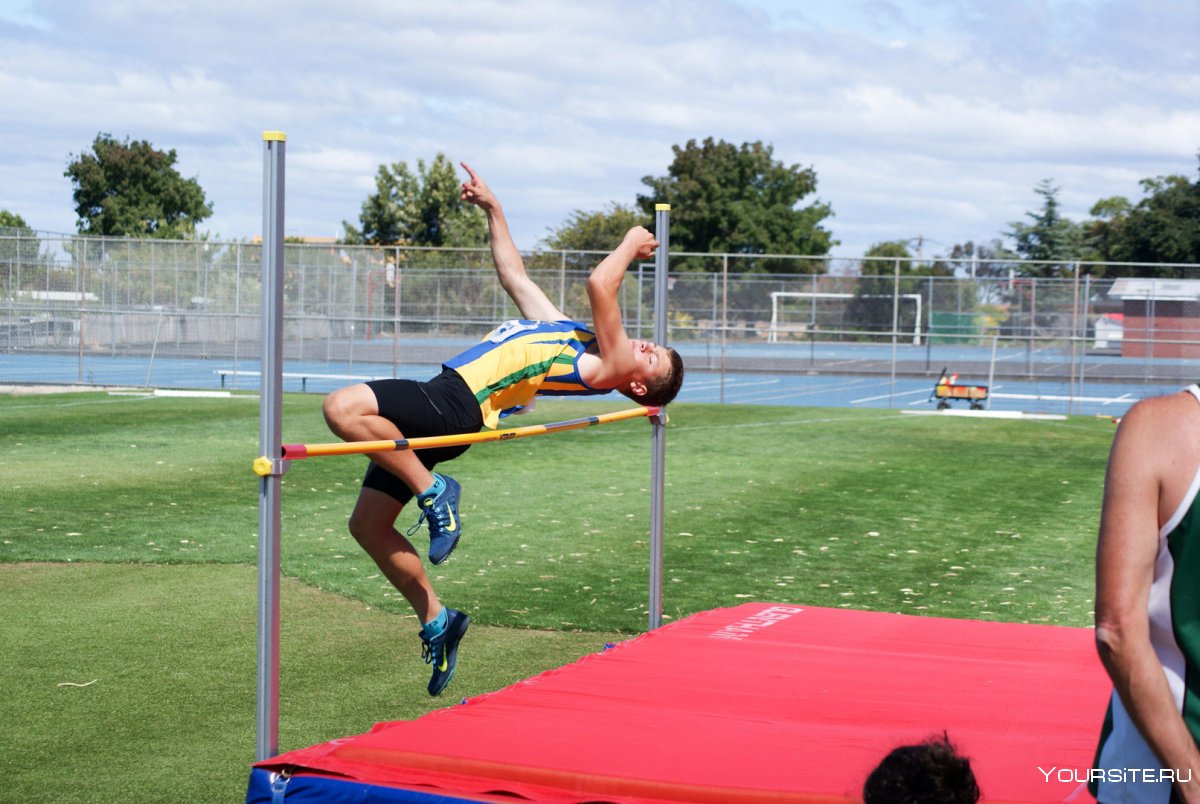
[{"x1": 246, "y1": 768, "x2": 485, "y2": 804}]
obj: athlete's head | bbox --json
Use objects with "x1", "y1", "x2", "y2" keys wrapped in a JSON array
[
  {"x1": 863, "y1": 734, "x2": 980, "y2": 804},
  {"x1": 620, "y1": 341, "x2": 684, "y2": 407}
]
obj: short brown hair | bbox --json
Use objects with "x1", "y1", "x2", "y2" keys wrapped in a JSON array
[{"x1": 628, "y1": 347, "x2": 684, "y2": 407}]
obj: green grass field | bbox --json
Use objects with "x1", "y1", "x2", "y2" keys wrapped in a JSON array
[{"x1": 0, "y1": 390, "x2": 1116, "y2": 802}]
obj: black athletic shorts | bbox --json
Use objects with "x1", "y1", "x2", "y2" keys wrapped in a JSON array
[{"x1": 361, "y1": 368, "x2": 483, "y2": 505}]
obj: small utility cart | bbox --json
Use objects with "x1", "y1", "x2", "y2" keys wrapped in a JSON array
[{"x1": 930, "y1": 368, "x2": 989, "y2": 411}]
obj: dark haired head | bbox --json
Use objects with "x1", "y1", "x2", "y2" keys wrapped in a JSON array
[
  {"x1": 863, "y1": 734, "x2": 980, "y2": 804},
  {"x1": 625, "y1": 347, "x2": 684, "y2": 407}
]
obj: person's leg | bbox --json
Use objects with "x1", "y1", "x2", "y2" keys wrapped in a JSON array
[
  {"x1": 347, "y1": 486, "x2": 441, "y2": 622},
  {"x1": 323, "y1": 383, "x2": 435, "y2": 496},
  {"x1": 327, "y1": 376, "x2": 476, "y2": 695},
  {"x1": 326, "y1": 379, "x2": 472, "y2": 564},
  {"x1": 348, "y1": 484, "x2": 469, "y2": 696}
]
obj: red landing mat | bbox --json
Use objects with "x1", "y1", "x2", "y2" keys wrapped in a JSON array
[{"x1": 252, "y1": 603, "x2": 1110, "y2": 803}]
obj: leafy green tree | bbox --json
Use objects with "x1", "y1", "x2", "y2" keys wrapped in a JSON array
[
  {"x1": 1, "y1": 209, "x2": 39, "y2": 260},
  {"x1": 858, "y1": 239, "x2": 912, "y2": 270},
  {"x1": 1005, "y1": 179, "x2": 1083, "y2": 275},
  {"x1": 940, "y1": 239, "x2": 1021, "y2": 307},
  {"x1": 637, "y1": 138, "x2": 835, "y2": 272},
  {"x1": 0, "y1": 210, "x2": 29, "y2": 230},
  {"x1": 1080, "y1": 196, "x2": 1133, "y2": 268},
  {"x1": 944, "y1": 239, "x2": 1019, "y2": 279},
  {"x1": 64, "y1": 133, "x2": 213, "y2": 238},
  {"x1": 857, "y1": 240, "x2": 955, "y2": 280},
  {"x1": 343, "y1": 153, "x2": 486, "y2": 247},
  {"x1": 945, "y1": 237, "x2": 1022, "y2": 285},
  {"x1": 0, "y1": 209, "x2": 46, "y2": 290},
  {"x1": 542, "y1": 203, "x2": 649, "y2": 252},
  {"x1": 1098, "y1": 165, "x2": 1200, "y2": 274},
  {"x1": 849, "y1": 240, "x2": 954, "y2": 337}
]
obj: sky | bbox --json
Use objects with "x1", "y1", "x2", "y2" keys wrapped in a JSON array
[{"x1": 0, "y1": 0, "x2": 1196, "y2": 258}]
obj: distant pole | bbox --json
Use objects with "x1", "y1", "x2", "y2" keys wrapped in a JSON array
[
  {"x1": 1068, "y1": 263, "x2": 1080, "y2": 417},
  {"x1": 648, "y1": 204, "x2": 670, "y2": 630},
  {"x1": 256, "y1": 131, "x2": 286, "y2": 762},
  {"x1": 889, "y1": 259, "x2": 900, "y2": 407}
]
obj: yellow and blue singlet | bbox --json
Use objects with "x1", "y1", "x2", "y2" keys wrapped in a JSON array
[{"x1": 443, "y1": 319, "x2": 608, "y2": 429}]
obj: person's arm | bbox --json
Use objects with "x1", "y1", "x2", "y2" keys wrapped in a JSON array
[
  {"x1": 1095, "y1": 396, "x2": 1200, "y2": 801},
  {"x1": 459, "y1": 162, "x2": 564, "y2": 321},
  {"x1": 582, "y1": 226, "x2": 658, "y2": 389}
]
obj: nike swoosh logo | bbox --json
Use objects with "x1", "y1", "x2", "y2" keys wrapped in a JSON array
[
  {"x1": 445, "y1": 504, "x2": 457, "y2": 533},
  {"x1": 439, "y1": 654, "x2": 448, "y2": 671}
]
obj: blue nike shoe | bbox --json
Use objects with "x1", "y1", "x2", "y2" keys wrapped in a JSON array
[
  {"x1": 409, "y1": 473, "x2": 462, "y2": 564},
  {"x1": 420, "y1": 608, "x2": 469, "y2": 696}
]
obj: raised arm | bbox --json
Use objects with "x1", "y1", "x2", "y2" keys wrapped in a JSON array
[
  {"x1": 460, "y1": 162, "x2": 564, "y2": 321},
  {"x1": 583, "y1": 226, "x2": 658, "y2": 389}
]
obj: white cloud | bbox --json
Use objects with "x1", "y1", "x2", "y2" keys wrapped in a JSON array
[{"x1": 0, "y1": 0, "x2": 1195, "y2": 255}]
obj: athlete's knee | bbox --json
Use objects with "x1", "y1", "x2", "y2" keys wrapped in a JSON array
[
  {"x1": 346, "y1": 508, "x2": 375, "y2": 544},
  {"x1": 323, "y1": 384, "x2": 371, "y2": 435},
  {"x1": 347, "y1": 511, "x2": 392, "y2": 552},
  {"x1": 347, "y1": 498, "x2": 404, "y2": 546}
]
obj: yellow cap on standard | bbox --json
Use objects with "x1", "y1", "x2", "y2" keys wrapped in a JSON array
[
  {"x1": 655, "y1": 203, "x2": 671, "y2": 211},
  {"x1": 262, "y1": 131, "x2": 287, "y2": 141}
]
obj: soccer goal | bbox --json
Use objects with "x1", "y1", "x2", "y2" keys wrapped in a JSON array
[{"x1": 768, "y1": 291, "x2": 923, "y2": 344}]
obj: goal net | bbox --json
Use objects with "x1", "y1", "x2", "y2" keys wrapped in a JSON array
[{"x1": 768, "y1": 292, "x2": 923, "y2": 344}]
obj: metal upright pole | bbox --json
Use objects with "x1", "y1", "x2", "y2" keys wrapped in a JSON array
[
  {"x1": 648, "y1": 204, "x2": 670, "y2": 630},
  {"x1": 256, "y1": 131, "x2": 286, "y2": 762},
  {"x1": 1069, "y1": 263, "x2": 1080, "y2": 417},
  {"x1": 889, "y1": 259, "x2": 900, "y2": 408}
]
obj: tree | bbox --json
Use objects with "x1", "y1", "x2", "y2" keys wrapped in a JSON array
[
  {"x1": 343, "y1": 153, "x2": 486, "y2": 247},
  {"x1": 1080, "y1": 196, "x2": 1133, "y2": 268},
  {"x1": 858, "y1": 239, "x2": 912, "y2": 271},
  {"x1": 939, "y1": 239, "x2": 1021, "y2": 308},
  {"x1": 637, "y1": 138, "x2": 836, "y2": 272},
  {"x1": 856, "y1": 240, "x2": 955, "y2": 281},
  {"x1": 1005, "y1": 180, "x2": 1083, "y2": 275},
  {"x1": 944, "y1": 239, "x2": 1019, "y2": 280},
  {"x1": 1096, "y1": 164, "x2": 1200, "y2": 273},
  {"x1": 0, "y1": 209, "x2": 39, "y2": 261},
  {"x1": 848, "y1": 240, "x2": 954, "y2": 338},
  {"x1": 0, "y1": 210, "x2": 29, "y2": 230},
  {"x1": 542, "y1": 203, "x2": 649, "y2": 252},
  {"x1": 64, "y1": 133, "x2": 213, "y2": 238}
]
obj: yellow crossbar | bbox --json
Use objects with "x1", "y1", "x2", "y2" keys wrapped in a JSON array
[{"x1": 252, "y1": 406, "x2": 662, "y2": 476}]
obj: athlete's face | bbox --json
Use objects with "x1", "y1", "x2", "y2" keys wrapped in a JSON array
[{"x1": 629, "y1": 339, "x2": 671, "y2": 383}]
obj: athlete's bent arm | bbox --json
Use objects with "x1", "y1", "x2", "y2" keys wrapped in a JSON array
[{"x1": 583, "y1": 226, "x2": 657, "y2": 390}]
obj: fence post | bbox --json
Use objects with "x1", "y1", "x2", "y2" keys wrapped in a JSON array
[
  {"x1": 889, "y1": 259, "x2": 900, "y2": 407},
  {"x1": 1069, "y1": 263, "x2": 1080, "y2": 416},
  {"x1": 1080, "y1": 273, "x2": 1091, "y2": 404},
  {"x1": 925, "y1": 275, "x2": 933, "y2": 370},
  {"x1": 559, "y1": 250, "x2": 567, "y2": 313},
  {"x1": 721, "y1": 254, "x2": 728, "y2": 404},
  {"x1": 77, "y1": 247, "x2": 85, "y2": 383},
  {"x1": 1027, "y1": 278, "x2": 1036, "y2": 376}
]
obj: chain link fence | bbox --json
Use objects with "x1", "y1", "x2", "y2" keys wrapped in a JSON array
[{"x1": 3, "y1": 231, "x2": 1199, "y2": 413}]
